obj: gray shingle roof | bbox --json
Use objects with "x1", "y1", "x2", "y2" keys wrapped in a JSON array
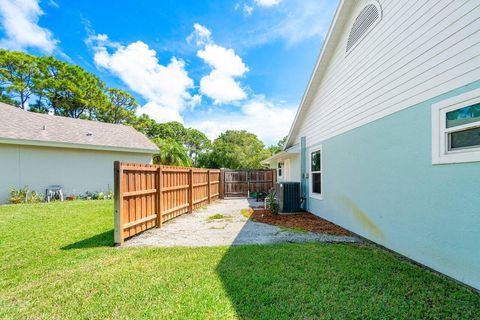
[{"x1": 0, "y1": 103, "x2": 158, "y2": 153}]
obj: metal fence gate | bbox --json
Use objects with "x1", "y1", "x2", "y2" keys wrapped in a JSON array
[{"x1": 222, "y1": 169, "x2": 276, "y2": 198}]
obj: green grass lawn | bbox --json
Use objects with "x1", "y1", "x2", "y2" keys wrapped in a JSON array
[{"x1": 0, "y1": 201, "x2": 479, "y2": 319}]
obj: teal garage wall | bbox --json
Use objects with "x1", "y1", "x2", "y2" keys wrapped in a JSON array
[{"x1": 305, "y1": 81, "x2": 480, "y2": 290}]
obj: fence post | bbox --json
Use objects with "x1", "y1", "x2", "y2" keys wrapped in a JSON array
[
  {"x1": 246, "y1": 170, "x2": 250, "y2": 198},
  {"x1": 156, "y1": 165, "x2": 163, "y2": 228},
  {"x1": 207, "y1": 169, "x2": 211, "y2": 203},
  {"x1": 219, "y1": 169, "x2": 224, "y2": 199},
  {"x1": 189, "y1": 168, "x2": 194, "y2": 212},
  {"x1": 113, "y1": 161, "x2": 124, "y2": 246}
]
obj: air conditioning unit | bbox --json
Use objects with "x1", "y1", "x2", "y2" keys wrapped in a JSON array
[{"x1": 275, "y1": 182, "x2": 301, "y2": 213}]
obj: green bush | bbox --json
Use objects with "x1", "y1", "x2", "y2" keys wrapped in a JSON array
[
  {"x1": 82, "y1": 190, "x2": 113, "y2": 200},
  {"x1": 265, "y1": 189, "x2": 279, "y2": 214},
  {"x1": 29, "y1": 191, "x2": 43, "y2": 203},
  {"x1": 9, "y1": 187, "x2": 43, "y2": 204}
]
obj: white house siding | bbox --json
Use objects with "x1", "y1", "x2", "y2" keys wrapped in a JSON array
[
  {"x1": 268, "y1": 155, "x2": 301, "y2": 183},
  {"x1": 287, "y1": 155, "x2": 301, "y2": 182},
  {"x1": 0, "y1": 144, "x2": 152, "y2": 203},
  {"x1": 290, "y1": 0, "x2": 480, "y2": 148}
]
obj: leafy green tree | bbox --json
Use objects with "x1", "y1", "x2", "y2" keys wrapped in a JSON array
[
  {"x1": 131, "y1": 114, "x2": 160, "y2": 138},
  {"x1": 36, "y1": 56, "x2": 110, "y2": 119},
  {"x1": 184, "y1": 128, "x2": 211, "y2": 167},
  {"x1": 0, "y1": 50, "x2": 39, "y2": 109},
  {"x1": 199, "y1": 130, "x2": 270, "y2": 169},
  {"x1": 268, "y1": 135, "x2": 287, "y2": 155},
  {"x1": 0, "y1": 86, "x2": 19, "y2": 106},
  {"x1": 156, "y1": 121, "x2": 188, "y2": 141},
  {"x1": 137, "y1": 120, "x2": 212, "y2": 166},
  {"x1": 97, "y1": 88, "x2": 138, "y2": 124},
  {"x1": 29, "y1": 99, "x2": 49, "y2": 114},
  {"x1": 153, "y1": 138, "x2": 192, "y2": 167}
]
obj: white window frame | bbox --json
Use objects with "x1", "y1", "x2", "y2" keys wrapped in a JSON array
[
  {"x1": 432, "y1": 88, "x2": 480, "y2": 165},
  {"x1": 309, "y1": 145, "x2": 323, "y2": 200}
]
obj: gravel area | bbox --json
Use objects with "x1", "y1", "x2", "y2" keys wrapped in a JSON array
[{"x1": 124, "y1": 199, "x2": 359, "y2": 247}]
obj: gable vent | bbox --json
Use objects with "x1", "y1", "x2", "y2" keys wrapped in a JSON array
[{"x1": 346, "y1": 4, "x2": 380, "y2": 53}]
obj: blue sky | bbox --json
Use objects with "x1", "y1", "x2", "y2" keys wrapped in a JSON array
[{"x1": 0, "y1": 0, "x2": 337, "y2": 145}]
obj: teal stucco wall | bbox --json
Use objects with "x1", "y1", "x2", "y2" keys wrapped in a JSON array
[{"x1": 305, "y1": 81, "x2": 480, "y2": 290}]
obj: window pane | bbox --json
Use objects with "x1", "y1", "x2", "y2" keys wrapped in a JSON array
[
  {"x1": 312, "y1": 173, "x2": 321, "y2": 194},
  {"x1": 449, "y1": 127, "x2": 480, "y2": 150},
  {"x1": 446, "y1": 103, "x2": 480, "y2": 128},
  {"x1": 311, "y1": 151, "x2": 321, "y2": 171}
]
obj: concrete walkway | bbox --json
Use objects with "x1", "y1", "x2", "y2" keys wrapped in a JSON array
[{"x1": 124, "y1": 199, "x2": 359, "y2": 247}]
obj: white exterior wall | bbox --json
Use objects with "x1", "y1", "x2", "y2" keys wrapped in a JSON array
[
  {"x1": 268, "y1": 154, "x2": 301, "y2": 182},
  {"x1": 0, "y1": 144, "x2": 153, "y2": 203},
  {"x1": 291, "y1": 0, "x2": 480, "y2": 147}
]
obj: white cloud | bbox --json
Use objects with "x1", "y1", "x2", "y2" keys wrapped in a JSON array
[
  {"x1": 0, "y1": 0, "x2": 57, "y2": 52},
  {"x1": 197, "y1": 44, "x2": 249, "y2": 77},
  {"x1": 243, "y1": 4, "x2": 254, "y2": 16},
  {"x1": 189, "y1": 94, "x2": 202, "y2": 109},
  {"x1": 254, "y1": 0, "x2": 282, "y2": 7},
  {"x1": 138, "y1": 102, "x2": 183, "y2": 123},
  {"x1": 91, "y1": 35, "x2": 194, "y2": 123},
  {"x1": 235, "y1": 0, "x2": 336, "y2": 47},
  {"x1": 186, "y1": 23, "x2": 212, "y2": 46},
  {"x1": 193, "y1": 26, "x2": 250, "y2": 104},
  {"x1": 188, "y1": 97, "x2": 295, "y2": 145},
  {"x1": 199, "y1": 70, "x2": 247, "y2": 104},
  {"x1": 47, "y1": 0, "x2": 59, "y2": 8}
]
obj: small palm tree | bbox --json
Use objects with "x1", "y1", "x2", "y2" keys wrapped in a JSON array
[{"x1": 153, "y1": 138, "x2": 192, "y2": 167}]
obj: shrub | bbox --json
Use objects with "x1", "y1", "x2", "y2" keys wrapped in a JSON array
[
  {"x1": 265, "y1": 189, "x2": 279, "y2": 215},
  {"x1": 9, "y1": 187, "x2": 43, "y2": 204},
  {"x1": 29, "y1": 191, "x2": 43, "y2": 203},
  {"x1": 82, "y1": 190, "x2": 113, "y2": 200}
]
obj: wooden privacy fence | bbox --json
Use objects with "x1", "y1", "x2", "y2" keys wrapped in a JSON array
[
  {"x1": 223, "y1": 169, "x2": 276, "y2": 198},
  {"x1": 114, "y1": 161, "x2": 221, "y2": 245}
]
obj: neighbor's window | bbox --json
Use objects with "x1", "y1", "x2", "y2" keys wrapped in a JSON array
[
  {"x1": 310, "y1": 147, "x2": 322, "y2": 199},
  {"x1": 432, "y1": 89, "x2": 480, "y2": 164},
  {"x1": 277, "y1": 162, "x2": 284, "y2": 178}
]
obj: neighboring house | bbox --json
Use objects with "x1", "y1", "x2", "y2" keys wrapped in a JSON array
[
  {"x1": 0, "y1": 103, "x2": 158, "y2": 203},
  {"x1": 263, "y1": 0, "x2": 480, "y2": 290}
]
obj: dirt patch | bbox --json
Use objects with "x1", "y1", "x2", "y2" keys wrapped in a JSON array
[{"x1": 245, "y1": 208, "x2": 352, "y2": 236}]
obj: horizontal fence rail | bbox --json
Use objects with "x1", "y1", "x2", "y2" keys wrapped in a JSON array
[
  {"x1": 114, "y1": 162, "x2": 221, "y2": 245},
  {"x1": 223, "y1": 169, "x2": 276, "y2": 198}
]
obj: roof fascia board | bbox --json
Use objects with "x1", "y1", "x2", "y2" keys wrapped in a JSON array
[{"x1": 0, "y1": 137, "x2": 158, "y2": 154}]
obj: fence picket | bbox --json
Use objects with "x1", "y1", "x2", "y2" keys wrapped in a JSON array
[{"x1": 114, "y1": 162, "x2": 221, "y2": 245}]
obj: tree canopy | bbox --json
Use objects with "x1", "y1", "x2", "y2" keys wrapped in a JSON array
[
  {"x1": 152, "y1": 138, "x2": 192, "y2": 167},
  {"x1": 0, "y1": 49, "x2": 285, "y2": 169},
  {"x1": 199, "y1": 130, "x2": 271, "y2": 169}
]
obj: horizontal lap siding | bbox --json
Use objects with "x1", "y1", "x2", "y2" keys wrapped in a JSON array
[{"x1": 292, "y1": 0, "x2": 480, "y2": 146}]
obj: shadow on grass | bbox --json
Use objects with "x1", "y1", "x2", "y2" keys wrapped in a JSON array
[
  {"x1": 61, "y1": 229, "x2": 114, "y2": 250},
  {"x1": 215, "y1": 225, "x2": 480, "y2": 319}
]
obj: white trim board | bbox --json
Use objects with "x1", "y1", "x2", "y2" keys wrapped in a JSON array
[
  {"x1": 309, "y1": 145, "x2": 323, "y2": 200},
  {"x1": 0, "y1": 137, "x2": 158, "y2": 154},
  {"x1": 432, "y1": 88, "x2": 480, "y2": 164}
]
